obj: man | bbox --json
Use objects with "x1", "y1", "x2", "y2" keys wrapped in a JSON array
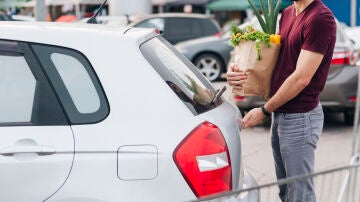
[{"x1": 227, "y1": 0, "x2": 336, "y2": 201}]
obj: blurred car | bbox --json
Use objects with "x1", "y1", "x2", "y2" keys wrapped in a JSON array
[
  {"x1": 0, "y1": 10, "x2": 11, "y2": 21},
  {"x1": 175, "y1": 19, "x2": 254, "y2": 82},
  {"x1": 230, "y1": 19, "x2": 359, "y2": 125},
  {"x1": 0, "y1": 21, "x2": 258, "y2": 201},
  {"x1": 129, "y1": 13, "x2": 222, "y2": 45},
  {"x1": 345, "y1": 26, "x2": 360, "y2": 42},
  {"x1": 345, "y1": 26, "x2": 360, "y2": 48},
  {"x1": 345, "y1": 27, "x2": 360, "y2": 67},
  {"x1": 175, "y1": 32, "x2": 232, "y2": 82},
  {"x1": 0, "y1": 13, "x2": 35, "y2": 22},
  {"x1": 80, "y1": 15, "x2": 134, "y2": 26},
  {"x1": 10, "y1": 15, "x2": 35, "y2": 21}
]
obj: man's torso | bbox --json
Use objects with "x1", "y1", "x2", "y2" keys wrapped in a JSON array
[{"x1": 270, "y1": 0, "x2": 337, "y2": 113}]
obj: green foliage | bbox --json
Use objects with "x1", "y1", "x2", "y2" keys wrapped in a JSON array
[
  {"x1": 247, "y1": 0, "x2": 282, "y2": 34},
  {"x1": 230, "y1": 23, "x2": 243, "y2": 36},
  {"x1": 230, "y1": 25, "x2": 270, "y2": 60}
]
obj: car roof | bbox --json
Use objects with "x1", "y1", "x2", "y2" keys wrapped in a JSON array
[
  {"x1": 80, "y1": 15, "x2": 131, "y2": 25},
  {"x1": 345, "y1": 26, "x2": 360, "y2": 34},
  {"x1": 10, "y1": 15, "x2": 35, "y2": 21},
  {"x1": 138, "y1": 13, "x2": 214, "y2": 19},
  {"x1": 0, "y1": 21, "x2": 156, "y2": 46}
]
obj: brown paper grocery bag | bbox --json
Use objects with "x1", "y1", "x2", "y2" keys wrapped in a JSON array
[{"x1": 232, "y1": 41, "x2": 280, "y2": 99}]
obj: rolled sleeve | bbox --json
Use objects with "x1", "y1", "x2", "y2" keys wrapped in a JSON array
[{"x1": 302, "y1": 15, "x2": 336, "y2": 55}]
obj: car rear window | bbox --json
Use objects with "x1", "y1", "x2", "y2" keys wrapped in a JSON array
[
  {"x1": 140, "y1": 36, "x2": 223, "y2": 115},
  {"x1": 165, "y1": 18, "x2": 219, "y2": 37},
  {"x1": 202, "y1": 18, "x2": 221, "y2": 35},
  {"x1": 166, "y1": 18, "x2": 193, "y2": 36}
]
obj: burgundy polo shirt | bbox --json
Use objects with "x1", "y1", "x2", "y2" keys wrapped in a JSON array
[{"x1": 270, "y1": 0, "x2": 337, "y2": 113}]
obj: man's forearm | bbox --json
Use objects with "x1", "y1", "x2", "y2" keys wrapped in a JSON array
[{"x1": 264, "y1": 72, "x2": 310, "y2": 112}]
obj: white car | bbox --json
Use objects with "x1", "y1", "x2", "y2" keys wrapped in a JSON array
[
  {"x1": 0, "y1": 21, "x2": 258, "y2": 202},
  {"x1": 10, "y1": 15, "x2": 36, "y2": 21}
]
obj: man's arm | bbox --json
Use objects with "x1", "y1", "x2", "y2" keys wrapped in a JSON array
[
  {"x1": 264, "y1": 49, "x2": 324, "y2": 112},
  {"x1": 242, "y1": 49, "x2": 324, "y2": 128}
]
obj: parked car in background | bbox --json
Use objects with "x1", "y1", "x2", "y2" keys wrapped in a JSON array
[
  {"x1": 0, "y1": 10, "x2": 11, "y2": 21},
  {"x1": 0, "y1": 21, "x2": 258, "y2": 201},
  {"x1": 10, "y1": 15, "x2": 35, "y2": 21},
  {"x1": 0, "y1": 12, "x2": 35, "y2": 22},
  {"x1": 345, "y1": 26, "x2": 360, "y2": 49},
  {"x1": 80, "y1": 15, "x2": 134, "y2": 26},
  {"x1": 345, "y1": 27, "x2": 360, "y2": 40},
  {"x1": 230, "y1": 19, "x2": 359, "y2": 125},
  {"x1": 129, "y1": 13, "x2": 222, "y2": 45},
  {"x1": 175, "y1": 33, "x2": 231, "y2": 82},
  {"x1": 175, "y1": 19, "x2": 253, "y2": 82}
]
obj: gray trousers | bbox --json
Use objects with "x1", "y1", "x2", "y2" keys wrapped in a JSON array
[{"x1": 271, "y1": 103, "x2": 323, "y2": 202}]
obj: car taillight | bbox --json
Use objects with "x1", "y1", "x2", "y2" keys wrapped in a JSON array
[
  {"x1": 214, "y1": 32, "x2": 222, "y2": 37},
  {"x1": 154, "y1": 29, "x2": 161, "y2": 34},
  {"x1": 349, "y1": 96, "x2": 357, "y2": 102},
  {"x1": 332, "y1": 51, "x2": 357, "y2": 66},
  {"x1": 173, "y1": 121, "x2": 232, "y2": 198},
  {"x1": 234, "y1": 95, "x2": 245, "y2": 101}
]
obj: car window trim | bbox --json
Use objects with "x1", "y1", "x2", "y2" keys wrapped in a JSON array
[
  {"x1": 0, "y1": 40, "x2": 21, "y2": 52},
  {"x1": 0, "y1": 41, "x2": 69, "y2": 126},
  {"x1": 30, "y1": 44, "x2": 110, "y2": 125}
]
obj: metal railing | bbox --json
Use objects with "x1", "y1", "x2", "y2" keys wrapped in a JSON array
[
  {"x1": 337, "y1": 154, "x2": 360, "y2": 202},
  {"x1": 193, "y1": 159, "x2": 360, "y2": 202}
]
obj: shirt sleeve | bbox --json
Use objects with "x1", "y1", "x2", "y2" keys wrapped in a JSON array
[{"x1": 302, "y1": 14, "x2": 336, "y2": 55}]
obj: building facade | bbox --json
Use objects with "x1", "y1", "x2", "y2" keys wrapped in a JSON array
[
  {"x1": 322, "y1": 0, "x2": 358, "y2": 26},
  {"x1": 109, "y1": 0, "x2": 152, "y2": 16}
]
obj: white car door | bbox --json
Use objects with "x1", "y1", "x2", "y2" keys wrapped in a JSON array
[{"x1": 0, "y1": 41, "x2": 74, "y2": 201}]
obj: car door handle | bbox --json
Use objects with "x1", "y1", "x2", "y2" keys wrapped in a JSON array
[{"x1": 0, "y1": 145, "x2": 56, "y2": 156}]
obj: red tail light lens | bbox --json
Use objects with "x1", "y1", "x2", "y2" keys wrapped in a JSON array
[
  {"x1": 234, "y1": 95, "x2": 245, "y2": 101},
  {"x1": 349, "y1": 96, "x2": 357, "y2": 102},
  {"x1": 332, "y1": 51, "x2": 357, "y2": 65},
  {"x1": 173, "y1": 121, "x2": 232, "y2": 198},
  {"x1": 214, "y1": 32, "x2": 222, "y2": 37}
]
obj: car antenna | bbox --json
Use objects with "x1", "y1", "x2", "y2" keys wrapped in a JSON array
[{"x1": 87, "y1": 0, "x2": 108, "y2": 24}]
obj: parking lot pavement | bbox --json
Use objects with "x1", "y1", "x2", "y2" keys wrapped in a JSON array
[
  {"x1": 212, "y1": 81, "x2": 355, "y2": 185},
  {"x1": 241, "y1": 119, "x2": 354, "y2": 185}
]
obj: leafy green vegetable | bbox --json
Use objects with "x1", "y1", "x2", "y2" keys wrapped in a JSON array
[
  {"x1": 230, "y1": 25, "x2": 270, "y2": 60},
  {"x1": 247, "y1": 0, "x2": 282, "y2": 34}
]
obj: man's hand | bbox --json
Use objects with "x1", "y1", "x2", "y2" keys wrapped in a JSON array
[
  {"x1": 242, "y1": 108, "x2": 265, "y2": 128},
  {"x1": 226, "y1": 63, "x2": 247, "y2": 91}
]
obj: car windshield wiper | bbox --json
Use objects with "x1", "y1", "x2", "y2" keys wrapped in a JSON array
[{"x1": 210, "y1": 86, "x2": 226, "y2": 105}]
